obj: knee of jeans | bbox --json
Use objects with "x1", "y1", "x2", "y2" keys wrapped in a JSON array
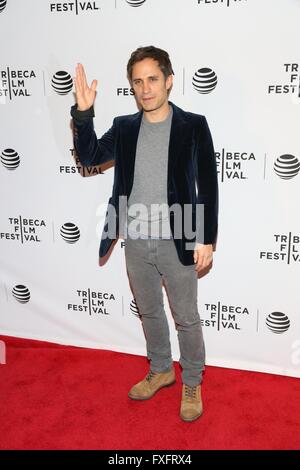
[
  {"x1": 174, "y1": 315, "x2": 201, "y2": 330},
  {"x1": 139, "y1": 302, "x2": 165, "y2": 318}
]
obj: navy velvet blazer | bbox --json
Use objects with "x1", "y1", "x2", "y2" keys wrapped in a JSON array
[{"x1": 70, "y1": 100, "x2": 218, "y2": 266}]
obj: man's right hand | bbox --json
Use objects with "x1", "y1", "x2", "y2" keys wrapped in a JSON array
[{"x1": 73, "y1": 63, "x2": 98, "y2": 111}]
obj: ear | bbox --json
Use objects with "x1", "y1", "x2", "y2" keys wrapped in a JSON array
[{"x1": 166, "y1": 74, "x2": 173, "y2": 91}]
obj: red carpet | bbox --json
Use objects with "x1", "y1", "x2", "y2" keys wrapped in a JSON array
[{"x1": 0, "y1": 335, "x2": 299, "y2": 450}]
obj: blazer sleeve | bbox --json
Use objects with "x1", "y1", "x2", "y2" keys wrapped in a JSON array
[
  {"x1": 195, "y1": 116, "x2": 219, "y2": 245},
  {"x1": 70, "y1": 103, "x2": 115, "y2": 167}
]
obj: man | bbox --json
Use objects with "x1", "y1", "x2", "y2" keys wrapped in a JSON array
[{"x1": 70, "y1": 46, "x2": 218, "y2": 422}]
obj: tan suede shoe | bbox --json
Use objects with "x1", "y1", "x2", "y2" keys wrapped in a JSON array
[
  {"x1": 128, "y1": 368, "x2": 176, "y2": 400},
  {"x1": 180, "y1": 384, "x2": 203, "y2": 422}
]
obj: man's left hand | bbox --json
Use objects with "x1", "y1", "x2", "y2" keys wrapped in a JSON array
[{"x1": 193, "y1": 243, "x2": 213, "y2": 273}]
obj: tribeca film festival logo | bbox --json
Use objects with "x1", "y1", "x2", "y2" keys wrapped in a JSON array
[
  {"x1": 49, "y1": 0, "x2": 100, "y2": 14},
  {"x1": 67, "y1": 288, "x2": 116, "y2": 316},
  {"x1": 201, "y1": 302, "x2": 251, "y2": 331},
  {"x1": 60, "y1": 148, "x2": 104, "y2": 176},
  {"x1": 0, "y1": 217, "x2": 81, "y2": 245},
  {"x1": 0, "y1": 217, "x2": 46, "y2": 243},
  {"x1": 274, "y1": 154, "x2": 300, "y2": 180},
  {"x1": 0, "y1": 67, "x2": 37, "y2": 102},
  {"x1": 0, "y1": 67, "x2": 75, "y2": 102},
  {"x1": 201, "y1": 303, "x2": 292, "y2": 335},
  {"x1": 197, "y1": 0, "x2": 248, "y2": 7},
  {"x1": 268, "y1": 63, "x2": 300, "y2": 102},
  {"x1": 216, "y1": 149, "x2": 256, "y2": 182},
  {"x1": 260, "y1": 233, "x2": 300, "y2": 264}
]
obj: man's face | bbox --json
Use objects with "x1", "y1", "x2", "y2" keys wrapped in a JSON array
[{"x1": 131, "y1": 58, "x2": 173, "y2": 112}]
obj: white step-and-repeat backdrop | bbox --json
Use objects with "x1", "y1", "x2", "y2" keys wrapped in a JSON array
[{"x1": 1, "y1": 0, "x2": 299, "y2": 378}]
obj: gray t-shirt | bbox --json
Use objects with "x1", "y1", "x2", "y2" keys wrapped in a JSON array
[{"x1": 127, "y1": 106, "x2": 173, "y2": 239}]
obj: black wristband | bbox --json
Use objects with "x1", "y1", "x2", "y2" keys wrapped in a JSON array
[{"x1": 70, "y1": 103, "x2": 95, "y2": 120}]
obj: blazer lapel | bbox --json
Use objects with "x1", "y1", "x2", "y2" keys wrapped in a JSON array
[
  {"x1": 122, "y1": 109, "x2": 143, "y2": 197},
  {"x1": 167, "y1": 101, "x2": 186, "y2": 182}
]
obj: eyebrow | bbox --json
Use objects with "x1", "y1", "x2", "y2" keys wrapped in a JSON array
[{"x1": 132, "y1": 75, "x2": 159, "y2": 82}]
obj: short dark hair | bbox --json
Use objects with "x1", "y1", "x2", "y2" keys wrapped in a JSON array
[{"x1": 127, "y1": 45, "x2": 174, "y2": 82}]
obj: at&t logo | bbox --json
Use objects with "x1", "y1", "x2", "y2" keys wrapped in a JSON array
[
  {"x1": 130, "y1": 298, "x2": 141, "y2": 318},
  {"x1": 60, "y1": 223, "x2": 80, "y2": 244},
  {"x1": 12, "y1": 285, "x2": 31, "y2": 303},
  {"x1": 126, "y1": 0, "x2": 146, "y2": 6},
  {"x1": 1, "y1": 148, "x2": 20, "y2": 170},
  {"x1": 192, "y1": 68, "x2": 217, "y2": 94},
  {"x1": 51, "y1": 71, "x2": 73, "y2": 95},
  {"x1": 0, "y1": 0, "x2": 7, "y2": 13},
  {"x1": 266, "y1": 312, "x2": 290, "y2": 334},
  {"x1": 274, "y1": 154, "x2": 300, "y2": 180}
]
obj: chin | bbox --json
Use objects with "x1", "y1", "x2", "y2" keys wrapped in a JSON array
[
  {"x1": 143, "y1": 106, "x2": 155, "y2": 112},
  {"x1": 143, "y1": 102, "x2": 159, "y2": 112}
]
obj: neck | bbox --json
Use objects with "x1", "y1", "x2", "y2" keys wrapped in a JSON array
[{"x1": 143, "y1": 101, "x2": 171, "y2": 123}]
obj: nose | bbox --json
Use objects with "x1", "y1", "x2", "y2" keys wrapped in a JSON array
[{"x1": 142, "y1": 81, "x2": 150, "y2": 94}]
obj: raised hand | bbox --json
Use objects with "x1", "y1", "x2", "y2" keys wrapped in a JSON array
[{"x1": 73, "y1": 63, "x2": 98, "y2": 111}]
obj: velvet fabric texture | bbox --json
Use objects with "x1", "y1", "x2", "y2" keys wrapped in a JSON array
[{"x1": 70, "y1": 101, "x2": 218, "y2": 265}]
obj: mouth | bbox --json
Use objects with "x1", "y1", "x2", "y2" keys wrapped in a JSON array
[{"x1": 143, "y1": 97, "x2": 154, "y2": 102}]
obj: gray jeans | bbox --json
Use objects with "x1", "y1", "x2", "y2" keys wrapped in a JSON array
[{"x1": 124, "y1": 237, "x2": 205, "y2": 386}]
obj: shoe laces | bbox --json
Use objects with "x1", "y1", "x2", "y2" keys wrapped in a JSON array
[
  {"x1": 184, "y1": 385, "x2": 197, "y2": 399},
  {"x1": 146, "y1": 370, "x2": 157, "y2": 382}
]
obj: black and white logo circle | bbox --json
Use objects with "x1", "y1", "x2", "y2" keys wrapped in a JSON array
[
  {"x1": 1, "y1": 148, "x2": 20, "y2": 170},
  {"x1": 51, "y1": 71, "x2": 73, "y2": 95},
  {"x1": 60, "y1": 223, "x2": 80, "y2": 243},
  {"x1": 0, "y1": 0, "x2": 7, "y2": 13},
  {"x1": 266, "y1": 312, "x2": 290, "y2": 334},
  {"x1": 130, "y1": 298, "x2": 140, "y2": 317},
  {"x1": 12, "y1": 285, "x2": 30, "y2": 303},
  {"x1": 274, "y1": 154, "x2": 300, "y2": 179},
  {"x1": 192, "y1": 68, "x2": 218, "y2": 94},
  {"x1": 126, "y1": 0, "x2": 146, "y2": 6}
]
